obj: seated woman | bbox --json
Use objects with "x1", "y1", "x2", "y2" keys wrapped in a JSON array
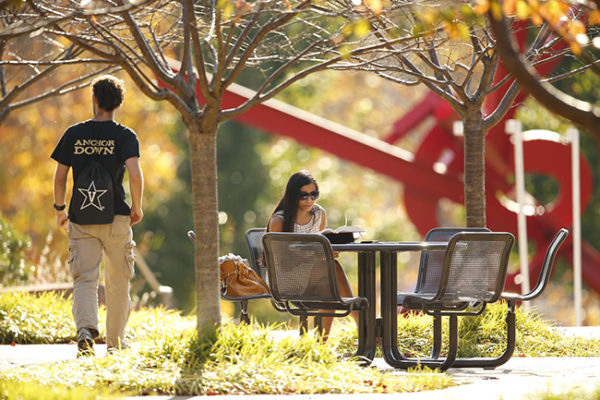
[{"x1": 267, "y1": 170, "x2": 359, "y2": 339}]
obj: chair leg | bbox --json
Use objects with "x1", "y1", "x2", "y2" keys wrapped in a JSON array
[
  {"x1": 239, "y1": 300, "x2": 250, "y2": 324},
  {"x1": 451, "y1": 300, "x2": 517, "y2": 368},
  {"x1": 314, "y1": 315, "x2": 323, "y2": 336},
  {"x1": 444, "y1": 315, "x2": 459, "y2": 368},
  {"x1": 299, "y1": 315, "x2": 308, "y2": 335},
  {"x1": 431, "y1": 314, "x2": 442, "y2": 359}
]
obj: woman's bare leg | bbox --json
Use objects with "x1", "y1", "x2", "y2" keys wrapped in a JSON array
[
  {"x1": 322, "y1": 316, "x2": 334, "y2": 340},
  {"x1": 334, "y1": 260, "x2": 359, "y2": 325},
  {"x1": 320, "y1": 261, "x2": 359, "y2": 341}
]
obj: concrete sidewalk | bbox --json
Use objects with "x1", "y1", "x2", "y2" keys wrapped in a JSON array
[{"x1": 1, "y1": 327, "x2": 599, "y2": 399}]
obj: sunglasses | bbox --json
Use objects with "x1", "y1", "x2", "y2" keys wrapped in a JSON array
[{"x1": 299, "y1": 190, "x2": 319, "y2": 200}]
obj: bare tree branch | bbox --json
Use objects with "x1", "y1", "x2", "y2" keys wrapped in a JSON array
[
  {"x1": 0, "y1": 0, "x2": 156, "y2": 39},
  {"x1": 486, "y1": 4, "x2": 600, "y2": 137}
]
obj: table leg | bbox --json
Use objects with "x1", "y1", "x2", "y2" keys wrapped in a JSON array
[{"x1": 356, "y1": 251, "x2": 376, "y2": 363}]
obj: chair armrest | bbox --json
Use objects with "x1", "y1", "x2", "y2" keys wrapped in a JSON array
[{"x1": 502, "y1": 228, "x2": 569, "y2": 303}]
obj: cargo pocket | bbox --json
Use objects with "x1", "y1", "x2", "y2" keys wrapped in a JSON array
[
  {"x1": 124, "y1": 240, "x2": 136, "y2": 279},
  {"x1": 67, "y1": 244, "x2": 79, "y2": 277}
]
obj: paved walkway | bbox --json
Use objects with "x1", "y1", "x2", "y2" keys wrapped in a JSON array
[{"x1": 1, "y1": 327, "x2": 599, "y2": 399}]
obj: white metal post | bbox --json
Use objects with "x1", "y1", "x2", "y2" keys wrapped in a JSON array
[
  {"x1": 506, "y1": 119, "x2": 531, "y2": 296},
  {"x1": 568, "y1": 128, "x2": 582, "y2": 326}
]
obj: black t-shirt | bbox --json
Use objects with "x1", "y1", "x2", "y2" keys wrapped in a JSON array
[{"x1": 51, "y1": 120, "x2": 140, "y2": 223}]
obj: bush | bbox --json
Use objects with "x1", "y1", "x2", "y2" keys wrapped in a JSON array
[
  {"x1": 0, "y1": 215, "x2": 32, "y2": 286},
  {"x1": 0, "y1": 291, "x2": 75, "y2": 344}
]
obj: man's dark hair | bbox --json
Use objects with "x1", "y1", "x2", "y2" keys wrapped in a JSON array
[{"x1": 91, "y1": 75, "x2": 126, "y2": 112}]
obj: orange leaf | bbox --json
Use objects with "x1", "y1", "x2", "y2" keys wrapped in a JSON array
[
  {"x1": 589, "y1": 10, "x2": 600, "y2": 26},
  {"x1": 567, "y1": 20, "x2": 586, "y2": 37},
  {"x1": 491, "y1": 1, "x2": 503, "y2": 21},
  {"x1": 556, "y1": 0, "x2": 571, "y2": 15},
  {"x1": 569, "y1": 40, "x2": 582, "y2": 55},
  {"x1": 473, "y1": 0, "x2": 490, "y2": 15},
  {"x1": 364, "y1": 0, "x2": 382, "y2": 15},
  {"x1": 503, "y1": 0, "x2": 516, "y2": 15},
  {"x1": 516, "y1": 0, "x2": 530, "y2": 20},
  {"x1": 527, "y1": 0, "x2": 540, "y2": 7},
  {"x1": 540, "y1": 0, "x2": 569, "y2": 26},
  {"x1": 421, "y1": 7, "x2": 438, "y2": 26}
]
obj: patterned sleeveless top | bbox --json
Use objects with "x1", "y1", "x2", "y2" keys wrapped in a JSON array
[{"x1": 273, "y1": 204, "x2": 324, "y2": 233}]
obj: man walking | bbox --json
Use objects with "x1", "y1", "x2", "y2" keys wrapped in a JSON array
[{"x1": 51, "y1": 75, "x2": 144, "y2": 356}]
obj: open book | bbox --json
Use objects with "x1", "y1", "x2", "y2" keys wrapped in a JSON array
[{"x1": 319, "y1": 226, "x2": 366, "y2": 244}]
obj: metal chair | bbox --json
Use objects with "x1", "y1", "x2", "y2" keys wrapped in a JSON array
[
  {"x1": 408, "y1": 227, "x2": 491, "y2": 360},
  {"x1": 382, "y1": 231, "x2": 515, "y2": 370},
  {"x1": 187, "y1": 228, "x2": 271, "y2": 324},
  {"x1": 262, "y1": 232, "x2": 368, "y2": 335},
  {"x1": 245, "y1": 228, "x2": 268, "y2": 282},
  {"x1": 449, "y1": 228, "x2": 568, "y2": 368},
  {"x1": 245, "y1": 227, "x2": 295, "y2": 322}
]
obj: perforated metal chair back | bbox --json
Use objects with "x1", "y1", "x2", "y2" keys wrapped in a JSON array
[
  {"x1": 439, "y1": 232, "x2": 514, "y2": 303},
  {"x1": 262, "y1": 233, "x2": 340, "y2": 303},
  {"x1": 245, "y1": 228, "x2": 267, "y2": 281},
  {"x1": 417, "y1": 227, "x2": 491, "y2": 295}
]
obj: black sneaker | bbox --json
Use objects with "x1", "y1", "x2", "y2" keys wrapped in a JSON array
[{"x1": 77, "y1": 328, "x2": 95, "y2": 357}]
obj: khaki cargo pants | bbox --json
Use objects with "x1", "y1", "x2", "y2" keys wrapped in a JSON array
[{"x1": 68, "y1": 215, "x2": 135, "y2": 348}]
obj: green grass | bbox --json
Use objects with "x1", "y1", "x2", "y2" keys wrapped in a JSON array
[
  {"x1": 333, "y1": 302, "x2": 600, "y2": 359},
  {"x1": 0, "y1": 380, "x2": 122, "y2": 400},
  {"x1": 1, "y1": 291, "x2": 599, "y2": 398},
  {"x1": 0, "y1": 292, "x2": 455, "y2": 396},
  {"x1": 0, "y1": 321, "x2": 454, "y2": 397}
]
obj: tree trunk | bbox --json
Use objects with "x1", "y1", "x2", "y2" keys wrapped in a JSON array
[
  {"x1": 188, "y1": 122, "x2": 221, "y2": 334},
  {"x1": 463, "y1": 109, "x2": 486, "y2": 228}
]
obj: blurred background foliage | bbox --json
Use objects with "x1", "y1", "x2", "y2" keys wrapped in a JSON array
[
  {"x1": 1, "y1": 52, "x2": 599, "y2": 325},
  {"x1": 0, "y1": 217, "x2": 32, "y2": 286}
]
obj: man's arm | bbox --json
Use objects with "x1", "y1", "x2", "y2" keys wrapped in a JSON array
[
  {"x1": 53, "y1": 162, "x2": 70, "y2": 230},
  {"x1": 125, "y1": 156, "x2": 144, "y2": 226}
]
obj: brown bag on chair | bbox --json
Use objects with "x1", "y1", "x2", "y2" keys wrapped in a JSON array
[{"x1": 219, "y1": 254, "x2": 270, "y2": 298}]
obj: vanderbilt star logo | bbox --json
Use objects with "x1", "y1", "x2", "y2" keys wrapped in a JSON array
[{"x1": 78, "y1": 181, "x2": 107, "y2": 211}]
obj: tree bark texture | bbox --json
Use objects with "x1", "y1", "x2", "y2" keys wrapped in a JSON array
[
  {"x1": 463, "y1": 110, "x2": 486, "y2": 228},
  {"x1": 188, "y1": 124, "x2": 221, "y2": 334}
]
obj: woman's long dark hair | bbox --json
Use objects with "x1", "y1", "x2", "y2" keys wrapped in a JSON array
[{"x1": 268, "y1": 170, "x2": 318, "y2": 232}]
